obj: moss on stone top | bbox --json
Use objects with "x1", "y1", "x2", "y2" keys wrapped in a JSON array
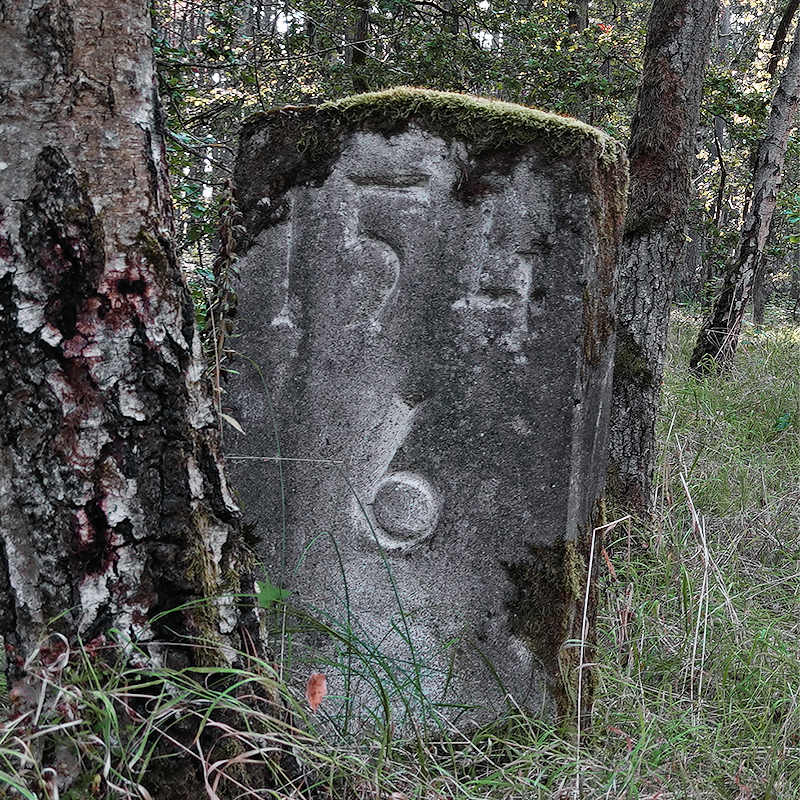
[
  {"x1": 320, "y1": 87, "x2": 622, "y2": 163},
  {"x1": 240, "y1": 87, "x2": 623, "y2": 166},
  {"x1": 235, "y1": 87, "x2": 627, "y2": 233}
]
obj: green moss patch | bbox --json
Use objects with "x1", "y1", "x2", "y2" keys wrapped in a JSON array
[
  {"x1": 240, "y1": 86, "x2": 623, "y2": 163},
  {"x1": 320, "y1": 87, "x2": 623, "y2": 163}
]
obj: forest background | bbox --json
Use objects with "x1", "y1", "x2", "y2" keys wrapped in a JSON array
[{"x1": 155, "y1": 0, "x2": 800, "y2": 316}]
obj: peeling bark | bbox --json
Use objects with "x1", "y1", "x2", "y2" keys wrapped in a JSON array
[
  {"x1": 690, "y1": 20, "x2": 800, "y2": 373},
  {"x1": 0, "y1": 0, "x2": 256, "y2": 681},
  {"x1": 607, "y1": 0, "x2": 719, "y2": 512}
]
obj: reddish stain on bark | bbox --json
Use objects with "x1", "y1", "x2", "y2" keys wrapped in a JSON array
[
  {"x1": 73, "y1": 508, "x2": 96, "y2": 550},
  {"x1": 0, "y1": 235, "x2": 13, "y2": 260}
]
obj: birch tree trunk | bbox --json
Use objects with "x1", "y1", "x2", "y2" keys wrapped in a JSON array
[
  {"x1": 607, "y1": 0, "x2": 719, "y2": 512},
  {"x1": 0, "y1": 0, "x2": 256, "y2": 682},
  {"x1": 690, "y1": 20, "x2": 800, "y2": 373}
]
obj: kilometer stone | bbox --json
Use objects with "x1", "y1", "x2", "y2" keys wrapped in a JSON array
[{"x1": 227, "y1": 88, "x2": 627, "y2": 725}]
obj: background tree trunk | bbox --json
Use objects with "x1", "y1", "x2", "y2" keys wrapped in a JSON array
[
  {"x1": 792, "y1": 246, "x2": 800, "y2": 318},
  {"x1": 752, "y1": 260, "x2": 769, "y2": 324},
  {"x1": 569, "y1": 0, "x2": 590, "y2": 31},
  {"x1": 768, "y1": 0, "x2": 800, "y2": 79},
  {"x1": 350, "y1": 0, "x2": 371, "y2": 92},
  {"x1": 0, "y1": 0, "x2": 255, "y2": 679},
  {"x1": 607, "y1": 0, "x2": 719, "y2": 512},
  {"x1": 712, "y1": 3, "x2": 733, "y2": 229},
  {"x1": 680, "y1": 216, "x2": 706, "y2": 300},
  {"x1": 690, "y1": 19, "x2": 800, "y2": 373}
]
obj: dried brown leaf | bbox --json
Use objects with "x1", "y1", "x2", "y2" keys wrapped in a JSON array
[{"x1": 305, "y1": 672, "x2": 327, "y2": 712}]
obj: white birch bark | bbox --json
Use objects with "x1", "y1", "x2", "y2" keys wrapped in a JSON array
[{"x1": 0, "y1": 0, "x2": 255, "y2": 677}]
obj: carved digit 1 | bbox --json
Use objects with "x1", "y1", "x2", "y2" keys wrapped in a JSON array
[{"x1": 270, "y1": 196, "x2": 296, "y2": 331}]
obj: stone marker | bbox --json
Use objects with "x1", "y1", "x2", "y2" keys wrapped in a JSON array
[{"x1": 227, "y1": 88, "x2": 627, "y2": 726}]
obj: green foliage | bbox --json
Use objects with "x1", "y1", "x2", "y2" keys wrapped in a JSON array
[
  {"x1": 151, "y1": 0, "x2": 647, "y2": 258},
  {"x1": 662, "y1": 306, "x2": 800, "y2": 515},
  {"x1": 256, "y1": 576, "x2": 290, "y2": 609}
]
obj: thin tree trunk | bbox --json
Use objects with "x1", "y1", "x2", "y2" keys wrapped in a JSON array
[
  {"x1": 752, "y1": 259, "x2": 768, "y2": 324},
  {"x1": 690, "y1": 20, "x2": 800, "y2": 373},
  {"x1": 566, "y1": 0, "x2": 591, "y2": 119},
  {"x1": 569, "y1": 0, "x2": 589, "y2": 31},
  {"x1": 792, "y1": 246, "x2": 800, "y2": 318},
  {"x1": 682, "y1": 218, "x2": 705, "y2": 300},
  {"x1": 350, "y1": 0, "x2": 370, "y2": 92},
  {"x1": 442, "y1": 0, "x2": 460, "y2": 35},
  {"x1": 712, "y1": 3, "x2": 733, "y2": 228},
  {"x1": 707, "y1": 1, "x2": 795, "y2": 331},
  {"x1": 607, "y1": 0, "x2": 719, "y2": 512},
  {"x1": 0, "y1": 0, "x2": 259, "y2": 773},
  {"x1": 768, "y1": 0, "x2": 800, "y2": 78}
]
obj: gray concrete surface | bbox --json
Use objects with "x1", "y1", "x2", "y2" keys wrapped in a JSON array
[{"x1": 226, "y1": 90, "x2": 626, "y2": 728}]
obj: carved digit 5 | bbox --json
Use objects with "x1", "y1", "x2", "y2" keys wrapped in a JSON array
[{"x1": 344, "y1": 173, "x2": 430, "y2": 332}]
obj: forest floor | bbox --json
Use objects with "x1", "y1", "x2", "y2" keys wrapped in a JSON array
[
  {"x1": 572, "y1": 305, "x2": 800, "y2": 799},
  {"x1": 1, "y1": 306, "x2": 798, "y2": 800}
]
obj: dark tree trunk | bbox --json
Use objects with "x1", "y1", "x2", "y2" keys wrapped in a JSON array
[
  {"x1": 792, "y1": 247, "x2": 800, "y2": 318},
  {"x1": 690, "y1": 21, "x2": 800, "y2": 373},
  {"x1": 768, "y1": 0, "x2": 800, "y2": 78},
  {"x1": 569, "y1": 0, "x2": 589, "y2": 31},
  {"x1": 0, "y1": 2, "x2": 261, "y2": 793},
  {"x1": 712, "y1": 3, "x2": 733, "y2": 228},
  {"x1": 566, "y1": 0, "x2": 591, "y2": 119},
  {"x1": 681, "y1": 219, "x2": 706, "y2": 300},
  {"x1": 752, "y1": 260, "x2": 768, "y2": 325},
  {"x1": 442, "y1": 0, "x2": 461, "y2": 35},
  {"x1": 704, "y1": 3, "x2": 733, "y2": 314},
  {"x1": 607, "y1": 0, "x2": 719, "y2": 512},
  {"x1": 350, "y1": 0, "x2": 370, "y2": 92}
]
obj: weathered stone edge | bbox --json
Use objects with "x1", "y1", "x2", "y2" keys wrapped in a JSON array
[
  {"x1": 241, "y1": 86, "x2": 625, "y2": 165},
  {"x1": 235, "y1": 87, "x2": 629, "y2": 246}
]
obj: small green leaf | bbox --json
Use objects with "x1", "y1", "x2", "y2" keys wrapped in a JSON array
[
  {"x1": 774, "y1": 412, "x2": 793, "y2": 431},
  {"x1": 256, "y1": 577, "x2": 290, "y2": 609}
]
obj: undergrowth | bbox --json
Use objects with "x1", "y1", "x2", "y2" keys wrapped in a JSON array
[{"x1": 1, "y1": 307, "x2": 798, "y2": 799}]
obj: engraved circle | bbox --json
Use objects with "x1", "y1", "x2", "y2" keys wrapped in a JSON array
[{"x1": 372, "y1": 471, "x2": 441, "y2": 544}]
